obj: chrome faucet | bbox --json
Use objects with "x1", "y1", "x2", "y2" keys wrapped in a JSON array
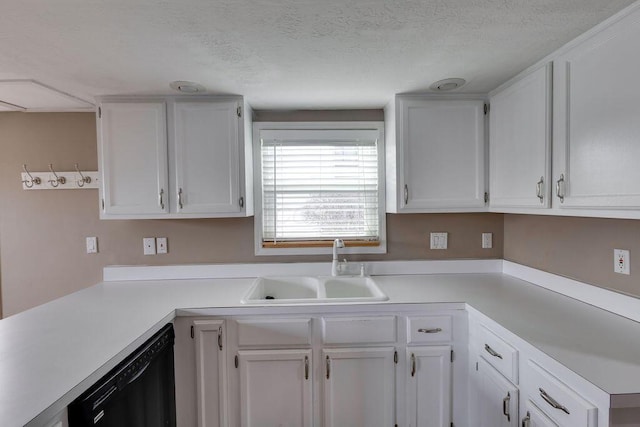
[{"x1": 331, "y1": 238, "x2": 345, "y2": 276}]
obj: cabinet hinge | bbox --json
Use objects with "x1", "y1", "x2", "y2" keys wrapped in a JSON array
[
  {"x1": 484, "y1": 192, "x2": 489, "y2": 203},
  {"x1": 394, "y1": 351, "x2": 398, "y2": 364},
  {"x1": 237, "y1": 106, "x2": 242, "y2": 118},
  {"x1": 190, "y1": 325, "x2": 194, "y2": 339},
  {"x1": 484, "y1": 103, "x2": 489, "y2": 115},
  {"x1": 98, "y1": 107, "x2": 101, "y2": 118},
  {"x1": 450, "y1": 350, "x2": 454, "y2": 363},
  {"x1": 235, "y1": 354, "x2": 239, "y2": 369}
]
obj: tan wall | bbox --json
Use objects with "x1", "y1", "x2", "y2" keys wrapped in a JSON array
[
  {"x1": 504, "y1": 214, "x2": 640, "y2": 298},
  {"x1": 0, "y1": 112, "x2": 503, "y2": 317}
]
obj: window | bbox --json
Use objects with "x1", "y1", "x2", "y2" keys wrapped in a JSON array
[{"x1": 254, "y1": 122, "x2": 386, "y2": 255}]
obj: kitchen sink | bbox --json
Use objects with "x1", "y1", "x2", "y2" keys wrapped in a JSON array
[{"x1": 241, "y1": 275, "x2": 388, "y2": 304}]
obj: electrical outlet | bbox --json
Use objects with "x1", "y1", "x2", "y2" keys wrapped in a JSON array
[
  {"x1": 482, "y1": 233, "x2": 493, "y2": 249},
  {"x1": 430, "y1": 232, "x2": 448, "y2": 250},
  {"x1": 86, "y1": 237, "x2": 98, "y2": 254},
  {"x1": 143, "y1": 238, "x2": 156, "y2": 255},
  {"x1": 156, "y1": 237, "x2": 168, "y2": 254},
  {"x1": 614, "y1": 249, "x2": 630, "y2": 275}
]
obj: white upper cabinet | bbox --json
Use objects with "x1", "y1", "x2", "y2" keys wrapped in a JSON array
[
  {"x1": 172, "y1": 100, "x2": 243, "y2": 214},
  {"x1": 553, "y1": 6, "x2": 640, "y2": 210},
  {"x1": 489, "y1": 64, "x2": 552, "y2": 209},
  {"x1": 385, "y1": 96, "x2": 487, "y2": 212},
  {"x1": 98, "y1": 96, "x2": 253, "y2": 219},
  {"x1": 98, "y1": 101, "x2": 169, "y2": 216}
]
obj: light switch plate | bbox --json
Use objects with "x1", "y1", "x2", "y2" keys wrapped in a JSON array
[
  {"x1": 156, "y1": 237, "x2": 168, "y2": 254},
  {"x1": 143, "y1": 237, "x2": 156, "y2": 255},
  {"x1": 86, "y1": 237, "x2": 98, "y2": 254},
  {"x1": 482, "y1": 233, "x2": 493, "y2": 249},
  {"x1": 430, "y1": 232, "x2": 448, "y2": 250}
]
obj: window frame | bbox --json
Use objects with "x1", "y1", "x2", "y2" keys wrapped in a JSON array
[{"x1": 253, "y1": 121, "x2": 387, "y2": 256}]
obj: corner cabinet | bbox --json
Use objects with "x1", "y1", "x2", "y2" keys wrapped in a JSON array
[
  {"x1": 97, "y1": 96, "x2": 253, "y2": 219},
  {"x1": 489, "y1": 64, "x2": 552, "y2": 209},
  {"x1": 385, "y1": 96, "x2": 487, "y2": 213}
]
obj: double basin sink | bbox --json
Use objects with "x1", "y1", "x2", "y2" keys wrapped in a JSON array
[{"x1": 241, "y1": 275, "x2": 388, "y2": 304}]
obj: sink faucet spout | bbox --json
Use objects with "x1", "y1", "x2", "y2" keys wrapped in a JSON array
[{"x1": 331, "y1": 239, "x2": 345, "y2": 276}]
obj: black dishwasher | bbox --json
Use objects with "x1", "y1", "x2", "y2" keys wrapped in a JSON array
[{"x1": 68, "y1": 323, "x2": 176, "y2": 427}]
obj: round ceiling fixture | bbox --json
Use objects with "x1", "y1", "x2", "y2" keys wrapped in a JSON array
[
  {"x1": 169, "y1": 81, "x2": 206, "y2": 94},
  {"x1": 429, "y1": 78, "x2": 466, "y2": 92}
]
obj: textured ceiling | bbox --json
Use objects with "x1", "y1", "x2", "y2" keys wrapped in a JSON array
[{"x1": 0, "y1": 0, "x2": 636, "y2": 109}]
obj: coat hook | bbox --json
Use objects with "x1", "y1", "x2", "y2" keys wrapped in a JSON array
[
  {"x1": 22, "y1": 164, "x2": 41, "y2": 188},
  {"x1": 74, "y1": 163, "x2": 91, "y2": 187},
  {"x1": 48, "y1": 164, "x2": 66, "y2": 187}
]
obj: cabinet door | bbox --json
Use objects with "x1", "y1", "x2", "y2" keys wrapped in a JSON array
[
  {"x1": 323, "y1": 347, "x2": 395, "y2": 427},
  {"x1": 553, "y1": 8, "x2": 640, "y2": 209},
  {"x1": 490, "y1": 65, "x2": 552, "y2": 208},
  {"x1": 407, "y1": 346, "x2": 451, "y2": 427},
  {"x1": 172, "y1": 100, "x2": 244, "y2": 215},
  {"x1": 98, "y1": 101, "x2": 169, "y2": 216},
  {"x1": 523, "y1": 400, "x2": 559, "y2": 427},
  {"x1": 238, "y1": 349, "x2": 312, "y2": 427},
  {"x1": 477, "y1": 359, "x2": 519, "y2": 427},
  {"x1": 193, "y1": 320, "x2": 227, "y2": 427},
  {"x1": 398, "y1": 98, "x2": 486, "y2": 211}
]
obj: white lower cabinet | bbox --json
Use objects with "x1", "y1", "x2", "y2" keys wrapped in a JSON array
[
  {"x1": 477, "y1": 358, "x2": 519, "y2": 427},
  {"x1": 238, "y1": 349, "x2": 312, "y2": 427},
  {"x1": 406, "y1": 346, "x2": 452, "y2": 427},
  {"x1": 323, "y1": 347, "x2": 395, "y2": 427},
  {"x1": 190, "y1": 311, "x2": 461, "y2": 427},
  {"x1": 193, "y1": 319, "x2": 228, "y2": 427}
]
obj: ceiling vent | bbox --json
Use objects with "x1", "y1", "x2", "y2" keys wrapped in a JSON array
[
  {"x1": 429, "y1": 78, "x2": 466, "y2": 92},
  {"x1": 170, "y1": 81, "x2": 206, "y2": 94}
]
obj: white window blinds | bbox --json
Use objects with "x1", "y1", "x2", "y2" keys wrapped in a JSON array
[{"x1": 260, "y1": 129, "x2": 380, "y2": 244}]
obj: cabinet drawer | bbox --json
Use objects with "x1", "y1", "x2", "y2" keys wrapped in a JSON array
[
  {"x1": 236, "y1": 318, "x2": 312, "y2": 347},
  {"x1": 407, "y1": 315, "x2": 452, "y2": 344},
  {"x1": 478, "y1": 325, "x2": 518, "y2": 384},
  {"x1": 525, "y1": 360, "x2": 598, "y2": 427},
  {"x1": 322, "y1": 316, "x2": 396, "y2": 344}
]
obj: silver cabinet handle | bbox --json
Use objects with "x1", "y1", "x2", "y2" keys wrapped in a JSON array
[
  {"x1": 326, "y1": 355, "x2": 330, "y2": 379},
  {"x1": 239, "y1": 196, "x2": 244, "y2": 208},
  {"x1": 159, "y1": 188, "x2": 165, "y2": 210},
  {"x1": 178, "y1": 188, "x2": 183, "y2": 209},
  {"x1": 404, "y1": 184, "x2": 409, "y2": 205},
  {"x1": 503, "y1": 392, "x2": 511, "y2": 422},
  {"x1": 539, "y1": 388, "x2": 570, "y2": 414},
  {"x1": 556, "y1": 174, "x2": 565, "y2": 203},
  {"x1": 410, "y1": 353, "x2": 416, "y2": 377},
  {"x1": 484, "y1": 344, "x2": 503, "y2": 359},
  {"x1": 522, "y1": 411, "x2": 530, "y2": 427},
  {"x1": 418, "y1": 328, "x2": 442, "y2": 334},
  {"x1": 536, "y1": 176, "x2": 544, "y2": 203},
  {"x1": 217, "y1": 326, "x2": 223, "y2": 351},
  {"x1": 304, "y1": 355, "x2": 309, "y2": 380}
]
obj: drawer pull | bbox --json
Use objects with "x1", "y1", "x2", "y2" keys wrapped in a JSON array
[
  {"x1": 522, "y1": 411, "x2": 530, "y2": 427},
  {"x1": 539, "y1": 388, "x2": 570, "y2": 415},
  {"x1": 503, "y1": 392, "x2": 511, "y2": 422},
  {"x1": 484, "y1": 344, "x2": 503, "y2": 359},
  {"x1": 418, "y1": 328, "x2": 442, "y2": 334},
  {"x1": 304, "y1": 356, "x2": 309, "y2": 380},
  {"x1": 217, "y1": 326, "x2": 223, "y2": 351}
]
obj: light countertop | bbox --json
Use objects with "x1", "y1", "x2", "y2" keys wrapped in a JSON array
[{"x1": 2, "y1": 267, "x2": 640, "y2": 426}]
